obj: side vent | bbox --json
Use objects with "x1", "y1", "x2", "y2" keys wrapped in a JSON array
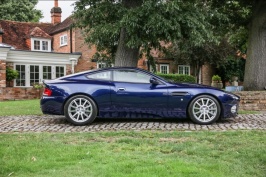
[{"x1": 170, "y1": 92, "x2": 189, "y2": 96}]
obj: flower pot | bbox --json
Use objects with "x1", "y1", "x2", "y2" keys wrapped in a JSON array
[{"x1": 211, "y1": 81, "x2": 223, "y2": 89}]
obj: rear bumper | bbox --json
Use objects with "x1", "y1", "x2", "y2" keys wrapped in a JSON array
[{"x1": 40, "y1": 96, "x2": 65, "y2": 115}]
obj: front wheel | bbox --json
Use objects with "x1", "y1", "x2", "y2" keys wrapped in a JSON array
[
  {"x1": 64, "y1": 95, "x2": 97, "y2": 126},
  {"x1": 188, "y1": 95, "x2": 221, "y2": 125}
]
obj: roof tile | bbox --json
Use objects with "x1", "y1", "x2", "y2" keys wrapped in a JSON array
[{"x1": 0, "y1": 20, "x2": 54, "y2": 50}]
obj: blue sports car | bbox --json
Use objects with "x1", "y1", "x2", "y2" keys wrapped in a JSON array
[{"x1": 40, "y1": 67, "x2": 240, "y2": 125}]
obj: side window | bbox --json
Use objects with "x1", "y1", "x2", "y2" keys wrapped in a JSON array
[
  {"x1": 86, "y1": 71, "x2": 111, "y2": 80},
  {"x1": 113, "y1": 70, "x2": 150, "y2": 83},
  {"x1": 60, "y1": 35, "x2": 68, "y2": 46}
]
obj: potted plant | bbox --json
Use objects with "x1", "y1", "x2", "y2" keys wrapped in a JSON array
[
  {"x1": 33, "y1": 83, "x2": 44, "y2": 98},
  {"x1": 6, "y1": 67, "x2": 19, "y2": 87},
  {"x1": 211, "y1": 75, "x2": 223, "y2": 89}
]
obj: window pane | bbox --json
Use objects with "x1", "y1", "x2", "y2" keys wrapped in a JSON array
[
  {"x1": 43, "y1": 66, "x2": 52, "y2": 79},
  {"x1": 87, "y1": 71, "x2": 111, "y2": 80},
  {"x1": 185, "y1": 67, "x2": 189, "y2": 75},
  {"x1": 178, "y1": 66, "x2": 183, "y2": 74},
  {"x1": 98, "y1": 62, "x2": 106, "y2": 69},
  {"x1": 160, "y1": 65, "x2": 169, "y2": 74},
  {"x1": 34, "y1": 40, "x2": 40, "y2": 50},
  {"x1": 60, "y1": 35, "x2": 67, "y2": 45},
  {"x1": 64, "y1": 36, "x2": 67, "y2": 43},
  {"x1": 42, "y1": 41, "x2": 48, "y2": 51},
  {"x1": 56, "y1": 66, "x2": 65, "y2": 78},
  {"x1": 178, "y1": 65, "x2": 190, "y2": 75},
  {"x1": 15, "y1": 65, "x2": 26, "y2": 86},
  {"x1": 113, "y1": 70, "x2": 150, "y2": 83},
  {"x1": 30, "y1": 65, "x2": 39, "y2": 86}
]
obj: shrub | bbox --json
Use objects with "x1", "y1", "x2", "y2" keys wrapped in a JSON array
[
  {"x1": 6, "y1": 67, "x2": 19, "y2": 82},
  {"x1": 156, "y1": 73, "x2": 196, "y2": 83},
  {"x1": 212, "y1": 75, "x2": 221, "y2": 82}
]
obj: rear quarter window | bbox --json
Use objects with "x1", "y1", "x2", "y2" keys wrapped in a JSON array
[{"x1": 86, "y1": 71, "x2": 111, "y2": 81}]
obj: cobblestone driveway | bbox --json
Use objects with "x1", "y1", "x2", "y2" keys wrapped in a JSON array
[{"x1": 0, "y1": 114, "x2": 265, "y2": 133}]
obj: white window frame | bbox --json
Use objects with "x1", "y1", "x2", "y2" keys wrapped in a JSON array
[
  {"x1": 14, "y1": 64, "x2": 66, "y2": 87},
  {"x1": 178, "y1": 65, "x2": 190, "y2": 75},
  {"x1": 97, "y1": 61, "x2": 114, "y2": 69},
  {"x1": 160, "y1": 64, "x2": 169, "y2": 74},
  {"x1": 31, "y1": 38, "x2": 51, "y2": 52},
  {"x1": 60, "y1": 35, "x2": 68, "y2": 46},
  {"x1": 97, "y1": 61, "x2": 106, "y2": 69}
]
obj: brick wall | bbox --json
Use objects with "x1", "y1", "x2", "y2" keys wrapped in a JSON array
[
  {"x1": 236, "y1": 91, "x2": 266, "y2": 111},
  {"x1": 73, "y1": 29, "x2": 98, "y2": 72},
  {"x1": 0, "y1": 87, "x2": 266, "y2": 112},
  {"x1": 0, "y1": 87, "x2": 43, "y2": 101},
  {"x1": 52, "y1": 30, "x2": 71, "y2": 53},
  {"x1": 0, "y1": 60, "x2": 6, "y2": 88}
]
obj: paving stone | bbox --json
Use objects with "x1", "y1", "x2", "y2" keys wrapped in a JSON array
[{"x1": 0, "y1": 114, "x2": 265, "y2": 133}]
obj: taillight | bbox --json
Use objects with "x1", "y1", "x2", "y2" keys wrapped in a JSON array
[{"x1": 43, "y1": 87, "x2": 52, "y2": 96}]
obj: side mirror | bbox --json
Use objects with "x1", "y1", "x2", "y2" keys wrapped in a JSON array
[{"x1": 150, "y1": 77, "x2": 160, "y2": 85}]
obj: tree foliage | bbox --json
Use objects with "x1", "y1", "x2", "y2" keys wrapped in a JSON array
[
  {"x1": 73, "y1": 0, "x2": 265, "y2": 90},
  {"x1": 73, "y1": 0, "x2": 218, "y2": 66},
  {"x1": 0, "y1": 0, "x2": 42, "y2": 22},
  {"x1": 166, "y1": 0, "x2": 252, "y2": 83}
]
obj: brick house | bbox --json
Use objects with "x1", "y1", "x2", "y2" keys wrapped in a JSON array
[{"x1": 0, "y1": 0, "x2": 213, "y2": 100}]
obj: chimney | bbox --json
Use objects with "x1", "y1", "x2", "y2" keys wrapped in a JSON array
[
  {"x1": 51, "y1": 0, "x2": 62, "y2": 24},
  {"x1": 0, "y1": 28, "x2": 3, "y2": 43}
]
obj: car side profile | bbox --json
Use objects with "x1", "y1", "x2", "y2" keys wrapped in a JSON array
[{"x1": 40, "y1": 67, "x2": 240, "y2": 125}]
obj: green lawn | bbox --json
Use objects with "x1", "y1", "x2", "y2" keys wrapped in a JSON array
[
  {"x1": 0, "y1": 100, "x2": 265, "y2": 176},
  {"x1": 0, "y1": 99, "x2": 42, "y2": 116},
  {"x1": 0, "y1": 131, "x2": 265, "y2": 177}
]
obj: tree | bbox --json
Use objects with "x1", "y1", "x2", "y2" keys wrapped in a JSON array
[
  {"x1": 166, "y1": 39, "x2": 235, "y2": 83},
  {"x1": 244, "y1": 0, "x2": 266, "y2": 90},
  {"x1": 0, "y1": 0, "x2": 42, "y2": 22},
  {"x1": 73, "y1": 0, "x2": 217, "y2": 67},
  {"x1": 166, "y1": 0, "x2": 253, "y2": 84}
]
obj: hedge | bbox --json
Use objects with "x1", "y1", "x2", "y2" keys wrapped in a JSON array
[{"x1": 156, "y1": 73, "x2": 196, "y2": 83}]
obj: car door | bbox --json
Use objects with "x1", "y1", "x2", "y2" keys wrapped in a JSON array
[{"x1": 110, "y1": 69, "x2": 169, "y2": 118}]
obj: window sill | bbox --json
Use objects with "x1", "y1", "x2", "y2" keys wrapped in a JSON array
[
  {"x1": 31, "y1": 49, "x2": 50, "y2": 52},
  {"x1": 60, "y1": 44, "x2": 68, "y2": 47}
]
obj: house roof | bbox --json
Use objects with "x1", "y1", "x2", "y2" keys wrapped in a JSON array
[
  {"x1": 0, "y1": 17, "x2": 73, "y2": 50},
  {"x1": 30, "y1": 27, "x2": 52, "y2": 39},
  {"x1": 0, "y1": 20, "x2": 54, "y2": 50},
  {"x1": 50, "y1": 16, "x2": 73, "y2": 35}
]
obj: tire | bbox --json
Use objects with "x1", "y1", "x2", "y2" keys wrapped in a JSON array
[
  {"x1": 64, "y1": 95, "x2": 97, "y2": 126},
  {"x1": 188, "y1": 95, "x2": 221, "y2": 125}
]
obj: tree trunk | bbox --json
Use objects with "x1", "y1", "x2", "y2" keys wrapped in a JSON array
[
  {"x1": 114, "y1": 0, "x2": 142, "y2": 67},
  {"x1": 115, "y1": 28, "x2": 139, "y2": 67},
  {"x1": 244, "y1": 0, "x2": 266, "y2": 90}
]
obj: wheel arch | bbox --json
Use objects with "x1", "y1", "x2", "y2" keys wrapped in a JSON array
[
  {"x1": 186, "y1": 93, "x2": 223, "y2": 118},
  {"x1": 61, "y1": 93, "x2": 99, "y2": 116}
]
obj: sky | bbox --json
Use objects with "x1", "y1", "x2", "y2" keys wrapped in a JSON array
[{"x1": 36, "y1": 0, "x2": 77, "y2": 23}]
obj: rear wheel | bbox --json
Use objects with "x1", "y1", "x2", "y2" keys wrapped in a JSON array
[
  {"x1": 64, "y1": 95, "x2": 97, "y2": 126},
  {"x1": 188, "y1": 95, "x2": 221, "y2": 125}
]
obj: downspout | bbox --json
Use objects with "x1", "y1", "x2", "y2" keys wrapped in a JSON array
[{"x1": 70, "y1": 27, "x2": 73, "y2": 53}]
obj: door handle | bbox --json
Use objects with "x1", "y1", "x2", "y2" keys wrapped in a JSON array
[{"x1": 118, "y1": 88, "x2": 126, "y2": 91}]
